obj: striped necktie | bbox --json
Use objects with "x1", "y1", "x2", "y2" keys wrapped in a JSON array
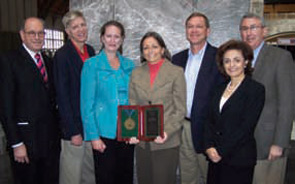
[{"x1": 34, "y1": 53, "x2": 48, "y2": 82}]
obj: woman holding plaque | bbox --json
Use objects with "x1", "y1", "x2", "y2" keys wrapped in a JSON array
[
  {"x1": 204, "y1": 40, "x2": 265, "y2": 184},
  {"x1": 129, "y1": 32, "x2": 186, "y2": 184},
  {"x1": 80, "y1": 20, "x2": 135, "y2": 184}
]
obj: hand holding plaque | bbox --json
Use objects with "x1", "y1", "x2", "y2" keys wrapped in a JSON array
[{"x1": 117, "y1": 105, "x2": 164, "y2": 141}]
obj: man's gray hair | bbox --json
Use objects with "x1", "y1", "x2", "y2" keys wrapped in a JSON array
[{"x1": 240, "y1": 13, "x2": 266, "y2": 28}]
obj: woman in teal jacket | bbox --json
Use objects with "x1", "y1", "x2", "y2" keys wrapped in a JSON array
[{"x1": 80, "y1": 20, "x2": 135, "y2": 184}]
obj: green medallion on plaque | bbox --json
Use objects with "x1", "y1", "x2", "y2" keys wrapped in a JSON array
[
  {"x1": 121, "y1": 108, "x2": 139, "y2": 137},
  {"x1": 117, "y1": 105, "x2": 164, "y2": 141}
]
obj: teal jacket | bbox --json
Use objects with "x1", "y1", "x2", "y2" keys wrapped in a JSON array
[{"x1": 80, "y1": 50, "x2": 135, "y2": 141}]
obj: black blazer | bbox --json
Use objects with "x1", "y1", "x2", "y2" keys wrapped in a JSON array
[
  {"x1": 0, "y1": 46, "x2": 60, "y2": 158},
  {"x1": 172, "y1": 43, "x2": 224, "y2": 152},
  {"x1": 53, "y1": 40, "x2": 95, "y2": 140},
  {"x1": 204, "y1": 76, "x2": 265, "y2": 166}
]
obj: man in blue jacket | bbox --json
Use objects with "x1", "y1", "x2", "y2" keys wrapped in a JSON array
[
  {"x1": 53, "y1": 10, "x2": 95, "y2": 184},
  {"x1": 172, "y1": 12, "x2": 223, "y2": 184}
]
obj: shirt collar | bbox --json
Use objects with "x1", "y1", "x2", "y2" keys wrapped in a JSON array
[
  {"x1": 253, "y1": 41, "x2": 264, "y2": 66},
  {"x1": 71, "y1": 40, "x2": 89, "y2": 62},
  {"x1": 188, "y1": 42, "x2": 207, "y2": 58},
  {"x1": 22, "y1": 43, "x2": 40, "y2": 60}
]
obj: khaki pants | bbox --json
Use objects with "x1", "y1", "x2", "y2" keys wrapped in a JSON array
[
  {"x1": 59, "y1": 140, "x2": 95, "y2": 184},
  {"x1": 252, "y1": 157, "x2": 287, "y2": 184},
  {"x1": 180, "y1": 120, "x2": 208, "y2": 184}
]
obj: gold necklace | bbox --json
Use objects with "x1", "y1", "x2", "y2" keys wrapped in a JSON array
[{"x1": 226, "y1": 81, "x2": 241, "y2": 92}]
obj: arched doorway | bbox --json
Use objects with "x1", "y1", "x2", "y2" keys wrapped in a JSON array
[{"x1": 265, "y1": 31, "x2": 295, "y2": 60}]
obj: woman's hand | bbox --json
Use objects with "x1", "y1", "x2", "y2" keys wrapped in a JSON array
[
  {"x1": 91, "y1": 139, "x2": 106, "y2": 153},
  {"x1": 154, "y1": 132, "x2": 168, "y2": 144},
  {"x1": 127, "y1": 137, "x2": 140, "y2": 144},
  {"x1": 206, "y1": 147, "x2": 222, "y2": 163}
]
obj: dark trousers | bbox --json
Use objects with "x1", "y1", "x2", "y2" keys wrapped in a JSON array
[
  {"x1": 93, "y1": 137, "x2": 134, "y2": 184},
  {"x1": 207, "y1": 161, "x2": 254, "y2": 184},
  {"x1": 10, "y1": 149, "x2": 60, "y2": 184}
]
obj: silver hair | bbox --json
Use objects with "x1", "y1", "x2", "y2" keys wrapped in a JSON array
[
  {"x1": 62, "y1": 10, "x2": 85, "y2": 29},
  {"x1": 240, "y1": 13, "x2": 266, "y2": 28}
]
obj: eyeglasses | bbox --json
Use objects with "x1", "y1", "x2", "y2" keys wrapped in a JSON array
[
  {"x1": 240, "y1": 25, "x2": 263, "y2": 32},
  {"x1": 24, "y1": 31, "x2": 46, "y2": 37}
]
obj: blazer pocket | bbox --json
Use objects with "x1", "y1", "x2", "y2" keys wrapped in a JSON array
[
  {"x1": 17, "y1": 122, "x2": 29, "y2": 125},
  {"x1": 17, "y1": 121, "x2": 33, "y2": 141}
]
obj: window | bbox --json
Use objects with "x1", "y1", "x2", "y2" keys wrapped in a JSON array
[{"x1": 43, "y1": 29, "x2": 65, "y2": 56}]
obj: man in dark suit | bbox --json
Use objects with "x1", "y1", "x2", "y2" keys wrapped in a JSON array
[
  {"x1": 172, "y1": 12, "x2": 223, "y2": 184},
  {"x1": 53, "y1": 11, "x2": 96, "y2": 184},
  {"x1": 0, "y1": 17, "x2": 60, "y2": 184},
  {"x1": 240, "y1": 13, "x2": 294, "y2": 184}
]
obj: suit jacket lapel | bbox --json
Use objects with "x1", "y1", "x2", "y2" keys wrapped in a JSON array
[
  {"x1": 213, "y1": 84, "x2": 225, "y2": 116},
  {"x1": 137, "y1": 63, "x2": 152, "y2": 95},
  {"x1": 179, "y1": 50, "x2": 189, "y2": 69},
  {"x1": 67, "y1": 40, "x2": 84, "y2": 70},
  {"x1": 19, "y1": 46, "x2": 49, "y2": 86},
  {"x1": 137, "y1": 60, "x2": 170, "y2": 103},
  {"x1": 19, "y1": 45, "x2": 37, "y2": 67},
  {"x1": 152, "y1": 60, "x2": 170, "y2": 90},
  {"x1": 220, "y1": 77, "x2": 248, "y2": 113},
  {"x1": 192, "y1": 44, "x2": 214, "y2": 107},
  {"x1": 196, "y1": 44, "x2": 213, "y2": 84}
]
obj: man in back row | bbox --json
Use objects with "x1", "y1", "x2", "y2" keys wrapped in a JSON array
[
  {"x1": 172, "y1": 12, "x2": 223, "y2": 184},
  {"x1": 240, "y1": 13, "x2": 294, "y2": 184},
  {"x1": 53, "y1": 10, "x2": 96, "y2": 184}
]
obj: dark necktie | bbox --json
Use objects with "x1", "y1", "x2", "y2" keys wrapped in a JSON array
[{"x1": 34, "y1": 53, "x2": 48, "y2": 82}]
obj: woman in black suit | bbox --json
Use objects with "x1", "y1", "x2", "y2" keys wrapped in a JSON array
[{"x1": 204, "y1": 40, "x2": 265, "y2": 184}]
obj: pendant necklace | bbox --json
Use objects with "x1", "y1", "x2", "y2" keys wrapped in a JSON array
[{"x1": 226, "y1": 81, "x2": 241, "y2": 93}]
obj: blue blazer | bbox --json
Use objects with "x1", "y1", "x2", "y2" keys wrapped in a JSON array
[
  {"x1": 53, "y1": 40, "x2": 95, "y2": 140},
  {"x1": 81, "y1": 50, "x2": 135, "y2": 141},
  {"x1": 172, "y1": 43, "x2": 224, "y2": 153},
  {"x1": 204, "y1": 76, "x2": 265, "y2": 166}
]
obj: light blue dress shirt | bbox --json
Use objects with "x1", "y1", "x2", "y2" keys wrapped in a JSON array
[
  {"x1": 252, "y1": 41, "x2": 264, "y2": 67},
  {"x1": 184, "y1": 42, "x2": 207, "y2": 118}
]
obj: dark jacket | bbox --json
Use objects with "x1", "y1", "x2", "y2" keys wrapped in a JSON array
[
  {"x1": 172, "y1": 43, "x2": 224, "y2": 153},
  {"x1": 204, "y1": 76, "x2": 265, "y2": 166},
  {"x1": 53, "y1": 40, "x2": 95, "y2": 140},
  {"x1": 0, "y1": 46, "x2": 60, "y2": 158}
]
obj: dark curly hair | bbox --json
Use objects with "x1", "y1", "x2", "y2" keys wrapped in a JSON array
[{"x1": 216, "y1": 39, "x2": 254, "y2": 79}]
